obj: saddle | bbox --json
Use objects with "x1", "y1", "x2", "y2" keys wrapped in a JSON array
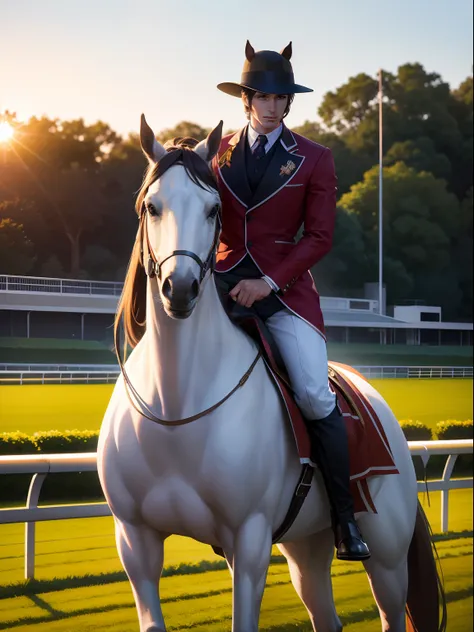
[{"x1": 211, "y1": 297, "x2": 398, "y2": 558}]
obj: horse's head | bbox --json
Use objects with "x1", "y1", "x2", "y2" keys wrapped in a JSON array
[{"x1": 138, "y1": 115, "x2": 223, "y2": 319}]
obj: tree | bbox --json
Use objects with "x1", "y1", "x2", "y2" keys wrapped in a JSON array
[
  {"x1": 37, "y1": 166, "x2": 108, "y2": 277},
  {"x1": 156, "y1": 121, "x2": 209, "y2": 144},
  {"x1": 339, "y1": 162, "x2": 461, "y2": 307},
  {"x1": 451, "y1": 187, "x2": 473, "y2": 318},
  {"x1": 0, "y1": 217, "x2": 36, "y2": 274},
  {"x1": 318, "y1": 73, "x2": 379, "y2": 133},
  {"x1": 383, "y1": 137, "x2": 452, "y2": 181},
  {"x1": 292, "y1": 121, "x2": 373, "y2": 196},
  {"x1": 318, "y1": 64, "x2": 468, "y2": 194},
  {"x1": 312, "y1": 208, "x2": 369, "y2": 295}
]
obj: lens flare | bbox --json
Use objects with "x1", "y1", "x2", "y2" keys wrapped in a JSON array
[{"x1": 0, "y1": 122, "x2": 14, "y2": 143}]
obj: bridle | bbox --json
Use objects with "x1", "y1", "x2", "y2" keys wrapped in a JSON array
[
  {"x1": 116, "y1": 152, "x2": 261, "y2": 427},
  {"x1": 143, "y1": 205, "x2": 221, "y2": 285}
]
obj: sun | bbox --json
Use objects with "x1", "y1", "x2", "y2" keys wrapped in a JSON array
[{"x1": 0, "y1": 121, "x2": 14, "y2": 143}]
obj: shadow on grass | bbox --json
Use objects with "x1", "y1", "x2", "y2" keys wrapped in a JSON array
[
  {"x1": 2, "y1": 588, "x2": 472, "y2": 631},
  {"x1": 1, "y1": 531, "x2": 472, "y2": 601}
]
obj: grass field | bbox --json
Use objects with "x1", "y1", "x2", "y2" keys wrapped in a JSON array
[
  {"x1": 0, "y1": 378, "x2": 472, "y2": 629},
  {"x1": 0, "y1": 490, "x2": 472, "y2": 630},
  {"x1": 0, "y1": 379, "x2": 472, "y2": 434}
]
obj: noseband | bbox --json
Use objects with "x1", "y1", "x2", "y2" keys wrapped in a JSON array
[{"x1": 144, "y1": 213, "x2": 221, "y2": 284}]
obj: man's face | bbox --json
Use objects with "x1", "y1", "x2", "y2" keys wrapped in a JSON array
[{"x1": 246, "y1": 92, "x2": 289, "y2": 133}]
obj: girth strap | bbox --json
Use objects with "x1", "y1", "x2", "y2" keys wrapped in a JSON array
[{"x1": 211, "y1": 463, "x2": 314, "y2": 558}]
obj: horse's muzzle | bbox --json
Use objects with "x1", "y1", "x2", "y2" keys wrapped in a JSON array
[{"x1": 161, "y1": 273, "x2": 199, "y2": 319}]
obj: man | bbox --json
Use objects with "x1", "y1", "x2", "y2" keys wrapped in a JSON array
[{"x1": 213, "y1": 41, "x2": 370, "y2": 561}]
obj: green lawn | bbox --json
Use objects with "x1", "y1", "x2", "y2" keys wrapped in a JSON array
[
  {"x1": 0, "y1": 378, "x2": 472, "y2": 629},
  {"x1": 0, "y1": 379, "x2": 472, "y2": 434},
  {"x1": 0, "y1": 491, "x2": 472, "y2": 630},
  {"x1": 327, "y1": 342, "x2": 473, "y2": 367}
]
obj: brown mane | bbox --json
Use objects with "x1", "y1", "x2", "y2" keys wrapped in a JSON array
[{"x1": 115, "y1": 140, "x2": 219, "y2": 351}]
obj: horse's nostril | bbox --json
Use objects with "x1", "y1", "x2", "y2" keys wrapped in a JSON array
[
  {"x1": 191, "y1": 280, "x2": 199, "y2": 299},
  {"x1": 162, "y1": 278, "x2": 172, "y2": 300}
]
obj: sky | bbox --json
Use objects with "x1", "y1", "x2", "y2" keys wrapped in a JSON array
[{"x1": 1, "y1": 0, "x2": 472, "y2": 138}]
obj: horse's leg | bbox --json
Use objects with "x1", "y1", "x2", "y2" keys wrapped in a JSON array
[
  {"x1": 278, "y1": 528, "x2": 342, "y2": 632},
  {"x1": 228, "y1": 514, "x2": 273, "y2": 632},
  {"x1": 114, "y1": 517, "x2": 167, "y2": 632},
  {"x1": 363, "y1": 556, "x2": 408, "y2": 632}
]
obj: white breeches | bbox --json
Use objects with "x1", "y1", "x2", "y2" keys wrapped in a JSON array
[{"x1": 266, "y1": 308, "x2": 336, "y2": 420}]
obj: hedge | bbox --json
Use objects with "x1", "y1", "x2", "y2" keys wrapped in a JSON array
[
  {"x1": 0, "y1": 421, "x2": 472, "y2": 503},
  {"x1": 399, "y1": 421, "x2": 433, "y2": 441},
  {"x1": 0, "y1": 431, "x2": 102, "y2": 504},
  {"x1": 437, "y1": 420, "x2": 473, "y2": 440},
  {"x1": 399, "y1": 420, "x2": 473, "y2": 479}
]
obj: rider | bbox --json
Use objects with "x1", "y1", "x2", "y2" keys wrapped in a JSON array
[{"x1": 213, "y1": 41, "x2": 370, "y2": 561}]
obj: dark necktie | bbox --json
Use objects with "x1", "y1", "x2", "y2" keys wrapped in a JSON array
[{"x1": 253, "y1": 134, "x2": 268, "y2": 159}]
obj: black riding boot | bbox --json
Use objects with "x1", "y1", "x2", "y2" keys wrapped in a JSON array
[{"x1": 305, "y1": 402, "x2": 371, "y2": 561}]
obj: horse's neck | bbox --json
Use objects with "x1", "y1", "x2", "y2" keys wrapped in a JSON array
[{"x1": 142, "y1": 276, "x2": 255, "y2": 419}]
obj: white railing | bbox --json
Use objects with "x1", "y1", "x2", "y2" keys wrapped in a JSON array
[
  {"x1": 1, "y1": 365, "x2": 472, "y2": 384},
  {"x1": 2, "y1": 276, "x2": 382, "y2": 312},
  {"x1": 355, "y1": 366, "x2": 473, "y2": 379},
  {"x1": 0, "y1": 363, "x2": 118, "y2": 371},
  {"x1": 0, "y1": 370, "x2": 120, "y2": 385},
  {"x1": 0, "y1": 274, "x2": 123, "y2": 297},
  {"x1": 0, "y1": 440, "x2": 471, "y2": 579}
]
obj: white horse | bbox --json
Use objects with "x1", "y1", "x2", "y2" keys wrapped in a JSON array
[{"x1": 97, "y1": 116, "x2": 446, "y2": 632}]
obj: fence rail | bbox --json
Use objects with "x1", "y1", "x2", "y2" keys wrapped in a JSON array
[
  {"x1": 1, "y1": 365, "x2": 472, "y2": 384},
  {"x1": 356, "y1": 365, "x2": 473, "y2": 379},
  {"x1": 0, "y1": 370, "x2": 120, "y2": 384},
  {"x1": 0, "y1": 274, "x2": 123, "y2": 297},
  {"x1": 0, "y1": 440, "x2": 471, "y2": 579}
]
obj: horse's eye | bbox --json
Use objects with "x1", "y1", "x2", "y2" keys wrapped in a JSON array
[
  {"x1": 209, "y1": 204, "x2": 220, "y2": 219},
  {"x1": 147, "y1": 204, "x2": 158, "y2": 216}
]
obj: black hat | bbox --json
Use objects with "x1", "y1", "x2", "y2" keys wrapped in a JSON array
[{"x1": 217, "y1": 41, "x2": 313, "y2": 98}]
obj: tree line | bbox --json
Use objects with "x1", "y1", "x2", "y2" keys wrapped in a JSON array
[{"x1": 0, "y1": 62, "x2": 472, "y2": 319}]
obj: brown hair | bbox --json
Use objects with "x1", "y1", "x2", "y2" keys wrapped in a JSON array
[
  {"x1": 242, "y1": 88, "x2": 295, "y2": 120},
  {"x1": 115, "y1": 141, "x2": 219, "y2": 351}
]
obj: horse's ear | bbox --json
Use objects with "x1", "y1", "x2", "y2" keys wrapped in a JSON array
[
  {"x1": 194, "y1": 121, "x2": 223, "y2": 163},
  {"x1": 140, "y1": 114, "x2": 166, "y2": 164},
  {"x1": 280, "y1": 42, "x2": 292, "y2": 60},
  {"x1": 245, "y1": 40, "x2": 255, "y2": 61}
]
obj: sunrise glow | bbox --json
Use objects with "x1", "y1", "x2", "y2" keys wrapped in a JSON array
[{"x1": 0, "y1": 121, "x2": 14, "y2": 143}]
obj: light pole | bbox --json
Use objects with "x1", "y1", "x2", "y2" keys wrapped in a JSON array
[{"x1": 378, "y1": 69, "x2": 384, "y2": 315}]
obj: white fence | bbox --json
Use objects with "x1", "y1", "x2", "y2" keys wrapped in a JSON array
[
  {"x1": 0, "y1": 274, "x2": 123, "y2": 297},
  {"x1": 0, "y1": 440, "x2": 471, "y2": 579},
  {"x1": 0, "y1": 365, "x2": 472, "y2": 384},
  {"x1": 357, "y1": 366, "x2": 473, "y2": 379}
]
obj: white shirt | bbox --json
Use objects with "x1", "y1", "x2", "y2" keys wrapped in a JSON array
[
  {"x1": 247, "y1": 123, "x2": 282, "y2": 154},
  {"x1": 246, "y1": 123, "x2": 282, "y2": 292}
]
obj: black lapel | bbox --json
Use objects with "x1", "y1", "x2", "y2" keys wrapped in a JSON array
[
  {"x1": 218, "y1": 126, "x2": 252, "y2": 207},
  {"x1": 247, "y1": 125, "x2": 304, "y2": 212}
]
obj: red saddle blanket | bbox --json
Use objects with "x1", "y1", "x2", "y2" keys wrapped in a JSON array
[{"x1": 248, "y1": 319, "x2": 399, "y2": 514}]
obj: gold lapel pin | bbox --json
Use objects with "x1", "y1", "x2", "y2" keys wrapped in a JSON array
[
  {"x1": 280, "y1": 160, "x2": 296, "y2": 177},
  {"x1": 218, "y1": 146, "x2": 235, "y2": 169}
]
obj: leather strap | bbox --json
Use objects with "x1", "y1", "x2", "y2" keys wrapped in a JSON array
[
  {"x1": 212, "y1": 463, "x2": 314, "y2": 559},
  {"x1": 118, "y1": 349, "x2": 262, "y2": 427}
]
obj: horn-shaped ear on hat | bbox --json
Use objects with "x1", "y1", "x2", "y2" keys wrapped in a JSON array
[
  {"x1": 280, "y1": 42, "x2": 292, "y2": 60},
  {"x1": 245, "y1": 40, "x2": 255, "y2": 61}
]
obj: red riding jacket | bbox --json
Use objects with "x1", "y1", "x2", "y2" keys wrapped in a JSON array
[{"x1": 212, "y1": 124, "x2": 337, "y2": 339}]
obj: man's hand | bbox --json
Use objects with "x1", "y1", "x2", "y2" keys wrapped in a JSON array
[{"x1": 229, "y1": 279, "x2": 272, "y2": 308}]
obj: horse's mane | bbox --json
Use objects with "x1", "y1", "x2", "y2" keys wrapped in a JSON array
[{"x1": 115, "y1": 138, "x2": 219, "y2": 350}]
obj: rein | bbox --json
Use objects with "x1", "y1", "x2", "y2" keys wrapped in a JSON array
[{"x1": 118, "y1": 345, "x2": 261, "y2": 427}]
